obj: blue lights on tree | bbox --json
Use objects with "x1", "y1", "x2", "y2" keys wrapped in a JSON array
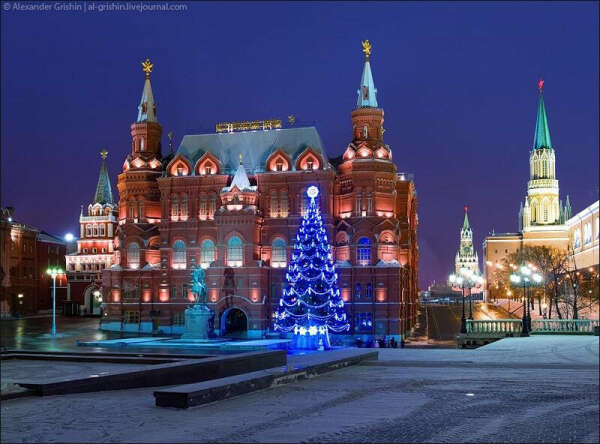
[{"x1": 274, "y1": 186, "x2": 349, "y2": 349}]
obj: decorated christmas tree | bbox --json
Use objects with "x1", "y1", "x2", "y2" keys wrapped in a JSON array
[{"x1": 274, "y1": 186, "x2": 349, "y2": 349}]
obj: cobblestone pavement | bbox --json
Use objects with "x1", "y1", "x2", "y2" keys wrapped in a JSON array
[{"x1": 2, "y1": 339, "x2": 598, "y2": 443}]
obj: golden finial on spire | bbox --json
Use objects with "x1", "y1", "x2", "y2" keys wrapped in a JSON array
[
  {"x1": 100, "y1": 149, "x2": 108, "y2": 160},
  {"x1": 141, "y1": 58, "x2": 154, "y2": 78},
  {"x1": 288, "y1": 115, "x2": 296, "y2": 125},
  {"x1": 362, "y1": 40, "x2": 372, "y2": 61}
]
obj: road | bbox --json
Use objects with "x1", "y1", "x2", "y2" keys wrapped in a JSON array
[{"x1": 409, "y1": 303, "x2": 516, "y2": 345}]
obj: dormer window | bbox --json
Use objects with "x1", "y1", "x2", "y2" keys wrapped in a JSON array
[
  {"x1": 205, "y1": 163, "x2": 212, "y2": 175},
  {"x1": 306, "y1": 158, "x2": 314, "y2": 170},
  {"x1": 177, "y1": 166, "x2": 183, "y2": 176},
  {"x1": 276, "y1": 158, "x2": 283, "y2": 172}
]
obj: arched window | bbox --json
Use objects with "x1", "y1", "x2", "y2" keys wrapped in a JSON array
[
  {"x1": 543, "y1": 202, "x2": 549, "y2": 222},
  {"x1": 127, "y1": 243, "x2": 140, "y2": 269},
  {"x1": 86, "y1": 225, "x2": 92, "y2": 237},
  {"x1": 272, "y1": 238, "x2": 287, "y2": 267},
  {"x1": 357, "y1": 237, "x2": 371, "y2": 266},
  {"x1": 355, "y1": 192, "x2": 362, "y2": 216},
  {"x1": 227, "y1": 236, "x2": 243, "y2": 267},
  {"x1": 200, "y1": 239, "x2": 215, "y2": 268},
  {"x1": 138, "y1": 200, "x2": 144, "y2": 221},
  {"x1": 99, "y1": 225, "x2": 105, "y2": 236},
  {"x1": 205, "y1": 162, "x2": 213, "y2": 175},
  {"x1": 93, "y1": 225, "x2": 98, "y2": 236},
  {"x1": 355, "y1": 283, "x2": 362, "y2": 299},
  {"x1": 173, "y1": 240, "x2": 186, "y2": 269},
  {"x1": 276, "y1": 158, "x2": 283, "y2": 172}
]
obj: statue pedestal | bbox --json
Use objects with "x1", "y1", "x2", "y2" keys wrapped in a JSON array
[{"x1": 181, "y1": 304, "x2": 213, "y2": 340}]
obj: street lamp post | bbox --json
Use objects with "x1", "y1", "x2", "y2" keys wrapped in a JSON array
[
  {"x1": 449, "y1": 274, "x2": 467, "y2": 334},
  {"x1": 510, "y1": 264, "x2": 542, "y2": 336},
  {"x1": 46, "y1": 267, "x2": 64, "y2": 336}
]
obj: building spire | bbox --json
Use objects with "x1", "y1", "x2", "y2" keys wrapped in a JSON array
[
  {"x1": 94, "y1": 149, "x2": 114, "y2": 205},
  {"x1": 533, "y1": 78, "x2": 552, "y2": 150},
  {"x1": 357, "y1": 40, "x2": 378, "y2": 108},
  {"x1": 462, "y1": 205, "x2": 470, "y2": 231},
  {"x1": 137, "y1": 58, "x2": 157, "y2": 123}
]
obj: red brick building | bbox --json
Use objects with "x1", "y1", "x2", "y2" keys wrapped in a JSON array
[
  {"x1": 101, "y1": 48, "x2": 419, "y2": 341},
  {"x1": 0, "y1": 208, "x2": 66, "y2": 317}
]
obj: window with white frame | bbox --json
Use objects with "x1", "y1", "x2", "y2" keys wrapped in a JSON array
[
  {"x1": 357, "y1": 237, "x2": 371, "y2": 265},
  {"x1": 573, "y1": 229, "x2": 582, "y2": 249},
  {"x1": 201, "y1": 239, "x2": 215, "y2": 268},
  {"x1": 227, "y1": 236, "x2": 243, "y2": 267},
  {"x1": 584, "y1": 223, "x2": 592, "y2": 244},
  {"x1": 271, "y1": 238, "x2": 287, "y2": 267},
  {"x1": 173, "y1": 240, "x2": 186, "y2": 269}
]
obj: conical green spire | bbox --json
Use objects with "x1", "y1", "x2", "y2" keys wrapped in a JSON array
[
  {"x1": 533, "y1": 79, "x2": 552, "y2": 150},
  {"x1": 94, "y1": 150, "x2": 114, "y2": 205},
  {"x1": 462, "y1": 206, "x2": 470, "y2": 231}
]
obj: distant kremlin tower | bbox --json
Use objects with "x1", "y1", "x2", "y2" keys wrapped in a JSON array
[
  {"x1": 95, "y1": 43, "x2": 419, "y2": 341},
  {"x1": 455, "y1": 207, "x2": 479, "y2": 275}
]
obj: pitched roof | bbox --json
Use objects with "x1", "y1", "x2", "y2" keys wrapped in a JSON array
[{"x1": 177, "y1": 126, "x2": 329, "y2": 174}]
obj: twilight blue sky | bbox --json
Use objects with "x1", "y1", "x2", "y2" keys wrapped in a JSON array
[{"x1": 1, "y1": 1, "x2": 598, "y2": 287}]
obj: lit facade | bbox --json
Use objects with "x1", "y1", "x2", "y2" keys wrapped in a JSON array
[
  {"x1": 101, "y1": 48, "x2": 418, "y2": 340},
  {"x1": 483, "y1": 81, "x2": 598, "y2": 301},
  {"x1": 455, "y1": 208, "x2": 479, "y2": 275},
  {"x1": 65, "y1": 151, "x2": 118, "y2": 315}
]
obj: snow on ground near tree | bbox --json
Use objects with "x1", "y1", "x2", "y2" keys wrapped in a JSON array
[{"x1": 1, "y1": 336, "x2": 598, "y2": 443}]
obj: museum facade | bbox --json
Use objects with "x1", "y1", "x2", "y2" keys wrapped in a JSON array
[{"x1": 100, "y1": 46, "x2": 419, "y2": 341}]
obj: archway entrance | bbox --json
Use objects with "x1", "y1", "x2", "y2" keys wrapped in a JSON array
[{"x1": 221, "y1": 308, "x2": 248, "y2": 338}]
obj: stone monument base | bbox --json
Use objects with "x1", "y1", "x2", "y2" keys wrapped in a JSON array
[{"x1": 181, "y1": 305, "x2": 213, "y2": 340}]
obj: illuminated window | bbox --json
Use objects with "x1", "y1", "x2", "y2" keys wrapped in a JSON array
[
  {"x1": 173, "y1": 240, "x2": 186, "y2": 269},
  {"x1": 181, "y1": 195, "x2": 188, "y2": 218},
  {"x1": 227, "y1": 236, "x2": 243, "y2": 267},
  {"x1": 201, "y1": 239, "x2": 215, "y2": 268},
  {"x1": 366, "y1": 192, "x2": 373, "y2": 215},
  {"x1": 573, "y1": 230, "x2": 581, "y2": 249},
  {"x1": 199, "y1": 195, "x2": 207, "y2": 219},
  {"x1": 205, "y1": 162, "x2": 212, "y2": 175},
  {"x1": 270, "y1": 190, "x2": 279, "y2": 218},
  {"x1": 177, "y1": 166, "x2": 183, "y2": 176},
  {"x1": 280, "y1": 190, "x2": 288, "y2": 217},
  {"x1": 127, "y1": 243, "x2": 140, "y2": 269},
  {"x1": 306, "y1": 158, "x2": 314, "y2": 170},
  {"x1": 355, "y1": 192, "x2": 362, "y2": 216},
  {"x1": 276, "y1": 158, "x2": 283, "y2": 172},
  {"x1": 357, "y1": 237, "x2": 371, "y2": 265},
  {"x1": 171, "y1": 195, "x2": 178, "y2": 219},
  {"x1": 584, "y1": 223, "x2": 592, "y2": 244},
  {"x1": 209, "y1": 194, "x2": 216, "y2": 219},
  {"x1": 272, "y1": 238, "x2": 287, "y2": 267}
]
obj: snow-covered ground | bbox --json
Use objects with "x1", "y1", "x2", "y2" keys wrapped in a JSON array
[{"x1": 1, "y1": 336, "x2": 598, "y2": 443}]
